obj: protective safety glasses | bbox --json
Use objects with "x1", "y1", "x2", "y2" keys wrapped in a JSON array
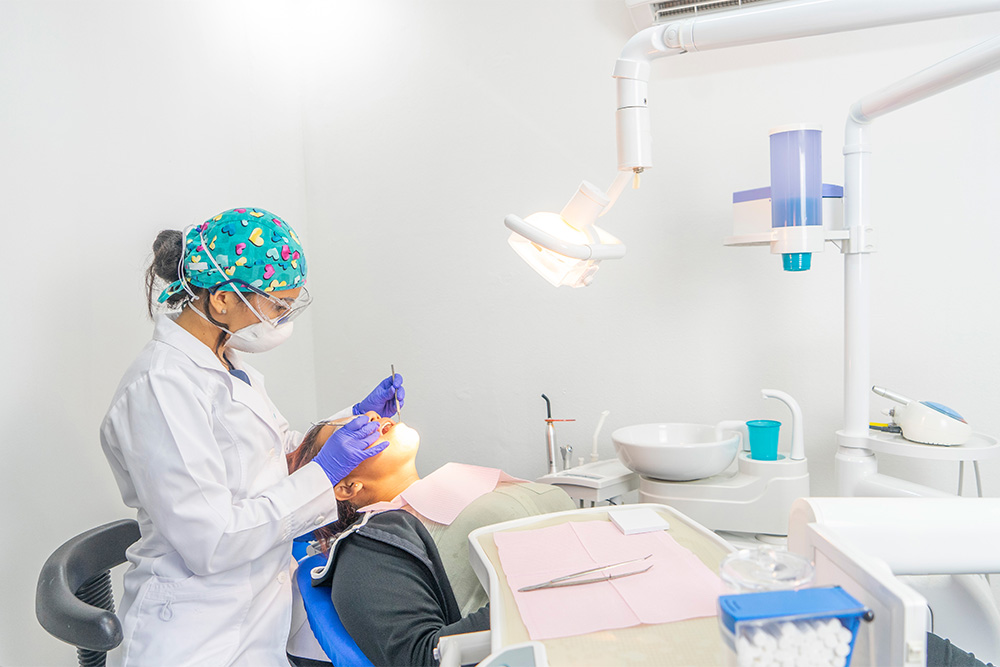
[
  {"x1": 251, "y1": 284, "x2": 312, "y2": 326},
  {"x1": 215, "y1": 280, "x2": 312, "y2": 326}
]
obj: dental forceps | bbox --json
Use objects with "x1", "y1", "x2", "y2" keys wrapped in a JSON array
[{"x1": 517, "y1": 554, "x2": 653, "y2": 592}]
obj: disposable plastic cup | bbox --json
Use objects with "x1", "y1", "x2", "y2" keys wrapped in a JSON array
[{"x1": 746, "y1": 420, "x2": 780, "y2": 461}]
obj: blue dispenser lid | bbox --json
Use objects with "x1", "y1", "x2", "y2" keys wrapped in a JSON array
[
  {"x1": 733, "y1": 184, "x2": 844, "y2": 204},
  {"x1": 718, "y1": 586, "x2": 866, "y2": 634}
]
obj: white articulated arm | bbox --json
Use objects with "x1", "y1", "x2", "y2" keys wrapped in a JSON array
[{"x1": 611, "y1": 0, "x2": 1000, "y2": 173}]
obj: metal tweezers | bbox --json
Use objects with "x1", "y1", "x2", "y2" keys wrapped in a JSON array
[{"x1": 517, "y1": 554, "x2": 653, "y2": 592}]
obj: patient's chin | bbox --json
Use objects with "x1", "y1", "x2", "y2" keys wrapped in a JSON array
[{"x1": 390, "y1": 423, "x2": 420, "y2": 450}]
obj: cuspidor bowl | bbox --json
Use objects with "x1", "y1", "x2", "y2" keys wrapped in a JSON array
[{"x1": 612, "y1": 423, "x2": 741, "y2": 481}]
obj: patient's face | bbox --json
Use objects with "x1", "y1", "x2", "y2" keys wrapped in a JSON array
[{"x1": 324, "y1": 411, "x2": 420, "y2": 480}]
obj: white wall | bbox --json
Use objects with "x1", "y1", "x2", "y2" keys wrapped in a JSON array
[
  {"x1": 4, "y1": 2, "x2": 1000, "y2": 664},
  {"x1": 0, "y1": 2, "x2": 318, "y2": 664},
  {"x1": 299, "y1": 2, "x2": 1000, "y2": 492}
]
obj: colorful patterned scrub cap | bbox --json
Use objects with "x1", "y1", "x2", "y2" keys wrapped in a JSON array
[{"x1": 158, "y1": 207, "x2": 307, "y2": 303}]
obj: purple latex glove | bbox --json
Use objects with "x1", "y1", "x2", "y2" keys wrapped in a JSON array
[
  {"x1": 312, "y1": 415, "x2": 388, "y2": 486},
  {"x1": 353, "y1": 374, "x2": 405, "y2": 419}
]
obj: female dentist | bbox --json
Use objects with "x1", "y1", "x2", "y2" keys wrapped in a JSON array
[{"x1": 100, "y1": 208, "x2": 404, "y2": 666}]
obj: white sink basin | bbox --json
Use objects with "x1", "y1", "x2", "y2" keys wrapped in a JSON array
[{"x1": 612, "y1": 422, "x2": 740, "y2": 481}]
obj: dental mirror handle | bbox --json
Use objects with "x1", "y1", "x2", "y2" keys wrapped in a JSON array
[
  {"x1": 872, "y1": 386, "x2": 912, "y2": 405},
  {"x1": 391, "y1": 364, "x2": 402, "y2": 422}
]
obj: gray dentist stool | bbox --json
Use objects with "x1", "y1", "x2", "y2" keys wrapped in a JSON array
[{"x1": 36, "y1": 519, "x2": 140, "y2": 666}]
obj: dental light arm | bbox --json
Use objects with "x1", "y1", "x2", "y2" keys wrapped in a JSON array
[
  {"x1": 503, "y1": 215, "x2": 626, "y2": 261},
  {"x1": 507, "y1": 0, "x2": 1000, "y2": 287}
]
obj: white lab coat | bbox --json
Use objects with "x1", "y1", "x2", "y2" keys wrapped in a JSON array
[{"x1": 100, "y1": 314, "x2": 346, "y2": 666}]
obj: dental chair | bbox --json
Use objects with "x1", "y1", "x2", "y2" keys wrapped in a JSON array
[
  {"x1": 291, "y1": 538, "x2": 373, "y2": 667},
  {"x1": 36, "y1": 519, "x2": 140, "y2": 667}
]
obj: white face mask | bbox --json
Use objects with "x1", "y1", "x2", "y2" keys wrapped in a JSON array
[{"x1": 227, "y1": 320, "x2": 295, "y2": 353}]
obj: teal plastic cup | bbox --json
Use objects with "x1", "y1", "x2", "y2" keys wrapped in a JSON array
[{"x1": 746, "y1": 420, "x2": 781, "y2": 461}]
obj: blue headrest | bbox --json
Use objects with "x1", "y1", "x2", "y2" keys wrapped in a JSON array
[{"x1": 293, "y1": 541, "x2": 373, "y2": 667}]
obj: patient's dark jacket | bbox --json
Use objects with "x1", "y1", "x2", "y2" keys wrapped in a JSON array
[{"x1": 312, "y1": 510, "x2": 489, "y2": 667}]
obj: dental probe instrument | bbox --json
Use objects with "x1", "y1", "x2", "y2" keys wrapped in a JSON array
[
  {"x1": 391, "y1": 364, "x2": 402, "y2": 423},
  {"x1": 518, "y1": 554, "x2": 653, "y2": 592}
]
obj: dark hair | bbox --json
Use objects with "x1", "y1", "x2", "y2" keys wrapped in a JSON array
[
  {"x1": 145, "y1": 229, "x2": 228, "y2": 354},
  {"x1": 145, "y1": 230, "x2": 186, "y2": 315},
  {"x1": 287, "y1": 422, "x2": 361, "y2": 552}
]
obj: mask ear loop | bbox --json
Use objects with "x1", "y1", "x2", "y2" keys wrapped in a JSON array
[
  {"x1": 177, "y1": 224, "x2": 199, "y2": 305},
  {"x1": 196, "y1": 226, "x2": 276, "y2": 328}
]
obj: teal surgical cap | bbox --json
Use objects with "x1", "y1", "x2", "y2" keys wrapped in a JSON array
[{"x1": 158, "y1": 207, "x2": 307, "y2": 302}]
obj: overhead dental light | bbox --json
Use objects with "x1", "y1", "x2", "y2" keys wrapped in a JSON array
[
  {"x1": 505, "y1": 176, "x2": 631, "y2": 288},
  {"x1": 505, "y1": 0, "x2": 1000, "y2": 287}
]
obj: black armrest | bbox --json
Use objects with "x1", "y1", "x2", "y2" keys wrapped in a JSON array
[{"x1": 36, "y1": 519, "x2": 140, "y2": 651}]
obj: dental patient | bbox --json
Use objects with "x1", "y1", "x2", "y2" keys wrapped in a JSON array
[{"x1": 286, "y1": 413, "x2": 575, "y2": 667}]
